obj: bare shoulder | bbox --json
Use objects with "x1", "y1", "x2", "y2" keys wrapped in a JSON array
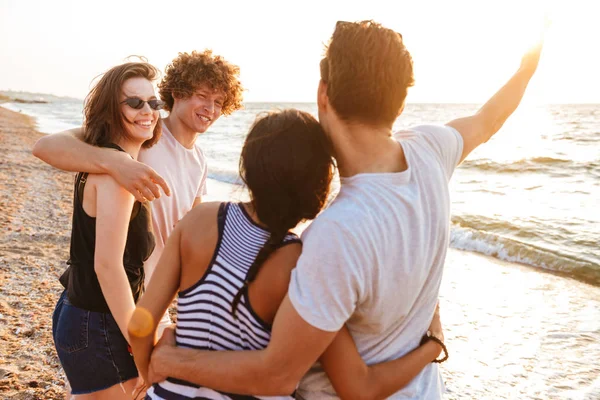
[
  {"x1": 256, "y1": 242, "x2": 303, "y2": 292},
  {"x1": 266, "y1": 242, "x2": 302, "y2": 272},
  {"x1": 178, "y1": 202, "x2": 223, "y2": 291},
  {"x1": 89, "y1": 173, "x2": 126, "y2": 192},
  {"x1": 179, "y1": 201, "x2": 223, "y2": 249},
  {"x1": 88, "y1": 174, "x2": 135, "y2": 221},
  {"x1": 250, "y1": 241, "x2": 303, "y2": 324},
  {"x1": 180, "y1": 201, "x2": 223, "y2": 228},
  {"x1": 87, "y1": 173, "x2": 131, "y2": 201}
]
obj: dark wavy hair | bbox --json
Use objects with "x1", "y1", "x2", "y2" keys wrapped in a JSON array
[
  {"x1": 83, "y1": 62, "x2": 162, "y2": 148},
  {"x1": 231, "y1": 109, "x2": 334, "y2": 315},
  {"x1": 158, "y1": 50, "x2": 244, "y2": 115}
]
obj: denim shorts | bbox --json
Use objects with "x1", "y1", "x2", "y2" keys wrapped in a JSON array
[{"x1": 52, "y1": 291, "x2": 138, "y2": 394}]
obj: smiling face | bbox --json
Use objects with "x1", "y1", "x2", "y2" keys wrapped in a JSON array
[
  {"x1": 120, "y1": 77, "x2": 160, "y2": 144},
  {"x1": 171, "y1": 84, "x2": 225, "y2": 134}
]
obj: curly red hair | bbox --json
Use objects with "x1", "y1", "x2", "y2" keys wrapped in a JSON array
[{"x1": 158, "y1": 50, "x2": 244, "y2": 115}]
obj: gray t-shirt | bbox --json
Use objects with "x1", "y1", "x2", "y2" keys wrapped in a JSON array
[{"x1": 288, "y1": 125, "x2": 463, "y2": 399}]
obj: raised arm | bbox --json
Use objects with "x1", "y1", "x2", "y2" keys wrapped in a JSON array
[
  {"x1": 321, "y1": 306, "x2": 444, "y2": 400},
  {"x1": 32, "y1": 127, "x2": 170, "y2": 201},
  {"x1": 448, "y1": 40, "x2": 544, "y2": 163}
]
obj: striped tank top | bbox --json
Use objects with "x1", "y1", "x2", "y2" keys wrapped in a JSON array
[{"x1": 147, "y1": 202, "x2": 301, "y2": 400}]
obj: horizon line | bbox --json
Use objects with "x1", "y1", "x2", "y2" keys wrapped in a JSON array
[{"x1": 2, "y1": 90, "x2": 600, "y2": 106}]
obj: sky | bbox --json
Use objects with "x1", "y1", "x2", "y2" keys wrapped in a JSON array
[{"x1": 1, "y1": 0, "x2": 599, "y2": 103}]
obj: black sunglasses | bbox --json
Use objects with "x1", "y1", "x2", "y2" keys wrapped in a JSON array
[{"x1": 121, "y1": 98, "x2": 165, "y2": 111}]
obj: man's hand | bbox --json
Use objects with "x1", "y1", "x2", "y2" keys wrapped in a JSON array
[
  {"x1": 520, "y1": 15, "x2": 549, "y2": 75},
  {"x1": 520, "y1": 42, "x2": 543, "y2": 74},
  {"x1": 519, "y1": 38, "x2": 544, "y2": 76},
  {"x1": 109, "y1": 153, "x2": 171, "y2": 202},
  {"x1": 147, "y1": 325, "x2": 177, "y2": 384},
  {"x1": 448, "y1": 22, "x2": 546, "y2": 163}
]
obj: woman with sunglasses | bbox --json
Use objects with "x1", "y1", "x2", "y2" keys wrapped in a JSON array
[
  {"x1": 129, "y1": 109, "x2": 446, "y2": 400},
  {"x1": 52, "y1": 62, "x2": 163, "y2": 398}
]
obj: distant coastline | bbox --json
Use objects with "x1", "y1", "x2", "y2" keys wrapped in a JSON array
[{"x1": 2, "y1": 89, "x2": 600, "y2": 107}]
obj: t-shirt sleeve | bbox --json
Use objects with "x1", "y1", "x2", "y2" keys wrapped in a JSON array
[
  {"x1": 288, "y1": 218, "x2": 364, "y2": 332},
  {"x1": 196, "y1": 150, "x2": 209, "y2": 198},
  {"x1": 411, "y1": 124, "x2": 464, "y2": 180}
]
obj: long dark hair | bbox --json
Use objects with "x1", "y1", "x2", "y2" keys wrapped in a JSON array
[{"x1": 231, "y1": 109, "x2": 334, "y2": 315}]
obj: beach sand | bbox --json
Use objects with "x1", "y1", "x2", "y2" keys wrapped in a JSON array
[
  {"x1": 0, "y1": 107, "x2": 72, "y2": 398},
  {"x1": 1, "y1": 106, "x2": 598, "y2": 399}
]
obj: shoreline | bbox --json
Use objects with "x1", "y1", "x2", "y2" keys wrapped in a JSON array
[
  {"x1": 0, "y1": 106, "x2": 598, "y2": 399},
  {"x1": 3, "y1": 101, "x2": 598, "y2": 290}
]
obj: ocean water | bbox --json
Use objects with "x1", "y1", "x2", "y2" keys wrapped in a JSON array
[
  {"x1": 2, "y1": 92, "x2": 599, "y2": 398},
  {"x1": 5, "y1": 93, "x2": 597, "y2": 288}
]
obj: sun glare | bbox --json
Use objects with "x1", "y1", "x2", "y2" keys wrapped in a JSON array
[{"x1": 0, "y1": 0, "x2": 598, "y2": 103}]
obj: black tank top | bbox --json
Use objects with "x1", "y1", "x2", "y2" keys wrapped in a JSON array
[{"x1": 59, "y1": 143, "x2": 155, "y2": 313}]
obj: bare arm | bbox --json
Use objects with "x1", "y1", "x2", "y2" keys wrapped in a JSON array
[
  {"x1": 145, "y1": 218, "x2": 360, "y2": 395},
  {"x1": 32, "y1": 127, "x2": 170, "y2": 201},
  {"x1": 148, "y1": 296, "x2": 337, "y2": 396},
  {"x1": 129, "y1": 222, "x2": 183, "y2": 381},
  {"x1": 192, "y1": 196, "x2": 202, "y2": 208},
  {"x1": 448, "y1": 41, "x2": 544, "y2": 163},
  {"x1": 94, "y1": 175, "x2": 140, "y2": 342},
  {"x1": 32, "y1": 127, "x2": 112, "y2": 174},
  {"x1": 130, "y1": 202, "x2": 221, "y2": 380},
  {"x1": 321, "y1": 306, "x2": 443, "y2": 400}
]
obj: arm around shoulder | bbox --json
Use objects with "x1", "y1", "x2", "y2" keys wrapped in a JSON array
[
  {"x1": 32, "y1": 127, "x2": 171, "y2": 202},
  {"x1": 32, "y1": 127, "x2": 117, "y2": 174}
]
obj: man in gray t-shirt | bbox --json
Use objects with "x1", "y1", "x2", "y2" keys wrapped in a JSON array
[
  {"x1": 288, "y1": 124, "x2": 463, "y2": 398},
  {"x1": 148, "y1": 19, "x2": 543, "y2": 399}
]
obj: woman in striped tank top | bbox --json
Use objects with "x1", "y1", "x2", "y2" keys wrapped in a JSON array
[{"x1": 129, "y1": 109, "x2": 445, "y2": 399}]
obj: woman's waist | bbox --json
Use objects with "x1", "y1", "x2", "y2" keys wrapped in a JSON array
[
  {"x1": 150, "y1": 377, "x2": 293, "y2": 399},
  {"x1": 60, "y1": 264, "x2": 144, "y2": 312},
  {"x1": 66, "y1": 257, "x2": 146, "y2": 273}
]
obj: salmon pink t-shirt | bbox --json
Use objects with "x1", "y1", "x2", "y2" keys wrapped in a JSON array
[{"x1": 138, "y1": 121, "x2": 208, "y2": 287}]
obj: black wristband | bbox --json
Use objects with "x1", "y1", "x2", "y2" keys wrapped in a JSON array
[{"x1": 420, "y1": 332, "x2": 449, "y2": 363}]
